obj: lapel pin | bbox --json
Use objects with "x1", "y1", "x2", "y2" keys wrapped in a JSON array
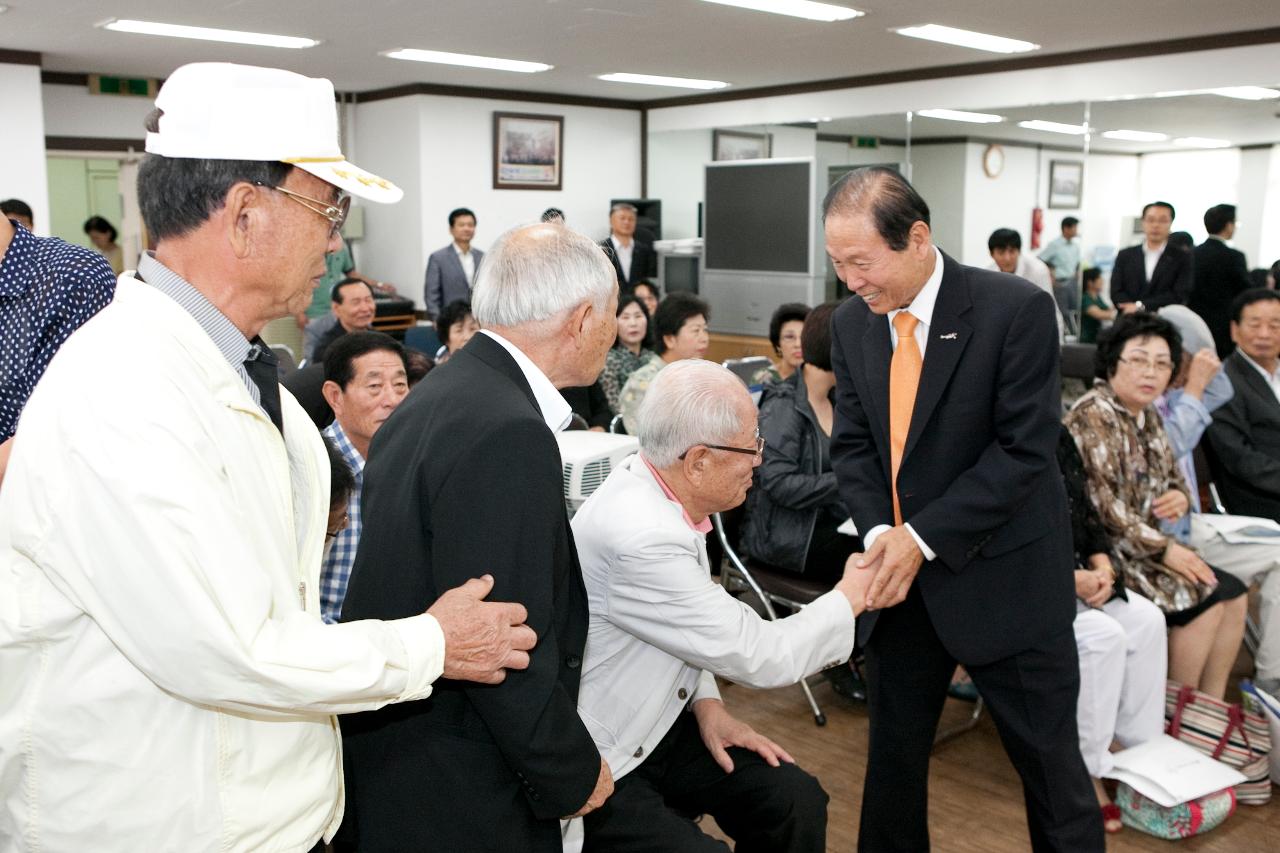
[{"x1": 939, "y1": 332, "x2": 958, "y2": 340}]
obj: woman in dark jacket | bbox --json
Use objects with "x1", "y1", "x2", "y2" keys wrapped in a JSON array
[{"x1": 742, "y1": 302, "x2": 856, "y2": 581}]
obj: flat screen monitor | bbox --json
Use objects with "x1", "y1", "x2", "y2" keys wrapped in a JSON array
[
  {"x1": 663, "y1": 255, "x2": 699, "y2": 294},
  {"x1": 704, "y1": 160, "x2": 811, "y2": 274}
]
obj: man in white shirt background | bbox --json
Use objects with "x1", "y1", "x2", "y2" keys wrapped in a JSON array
[
  {"x1": 601, "y1": 202, "x2": 656, "y2": 290},
  {"x1": 987, "y1": 227, "x2": 1064, "y2": 341},
  {"x1": 423, "y1": 206, "x2": 483, "y2": 318}
]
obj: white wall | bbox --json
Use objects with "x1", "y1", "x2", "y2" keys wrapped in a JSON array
[
  {"x1": 352, "y1": 94, "x2": 642, "y2": 308},
  {"x1": 647, "y1": 129, "x2": 711, "y2": 240},
  {"x1": 41, "y1": 83, "x2": 152, "y2": 141},
  {"x1": 907, "y1": 143, "x2": 967, "y2": 258},
  {"x1": 0, "y1": 64, "x2": 49, "y2": 233},
  {"x1": 1138, "y1": 149, "x2": 1242, "y2": 247},
  {"x1": 1252, "y1": 146, "x2": 1280, "y2": 269}
]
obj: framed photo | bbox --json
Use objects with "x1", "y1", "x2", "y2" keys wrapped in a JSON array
[
  {"x1": 1048, "y1": 160, "x2": 1083, "y2": 209},
  {"x1": 713, "y1": 129, "x2": 772, "y2": 161},
  {"x1": 493, "y1": 112, "x2": 563, "y2": 190}
]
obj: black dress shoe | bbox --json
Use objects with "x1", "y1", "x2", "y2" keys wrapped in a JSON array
[{"x1": 821, "y1": 663, "x2": 867, "y2": 703}]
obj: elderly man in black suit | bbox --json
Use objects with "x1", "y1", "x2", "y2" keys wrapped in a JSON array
[
  {"x1": 1189, "y1": 203, "x2": 1253, "y2": 357},
  {"x1": 340, "y1": 223, "x2": 619, "y2": 851},
  {"x1": 1110, "y1": 200, "x2": 1193, "y2": 314},
  {"x1": 825, "y1": 167, "x2": 1100, "y2": 852}
]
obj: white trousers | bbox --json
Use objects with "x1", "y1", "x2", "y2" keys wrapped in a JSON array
[
  {"x1": 1074, "y1": 590, "x2": 1168, "y2": 778},
  {"x1": 1191, "y1": 514, "x2": 1280, "y2": 680}
]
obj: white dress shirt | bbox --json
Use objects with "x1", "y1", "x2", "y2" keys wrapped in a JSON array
[
  {"x1": 1143, "y1": 241, "x2": 1167, "y2": 283},
  {"x1": 453, "y1": 242, "x2": 476, "y2": 285},
  {"x1": 610, "y1": 235, "x2": 634, "y2": 279},
  {"x1": 1239, "y1": 349, "x2": 1280, "y2": 405},
  {"x1": 478, "y1": 329, "x2": 572, "y2": 431},
  {"x1": 862, "y1": 246, "x2": 945, "y2": 561},
  {"x1": 986, "y1": 254, "x2": 1064, "y2": 341}
]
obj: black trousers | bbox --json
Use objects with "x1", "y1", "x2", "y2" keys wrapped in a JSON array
[
  {"x1": 584, "y1": 711, "x2": 828, "y2": 853},
  {"x1": 858, "y1": 587, "x2": 1102, "y2": 853}
]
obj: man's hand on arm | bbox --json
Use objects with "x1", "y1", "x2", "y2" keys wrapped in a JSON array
[
  {"x1": 692, "y1": 698, "x2": 794, "y2": 774},
  {"x1": 426, "y1": 574, "x2": 537, "y2": 684},
  {"x1": 567, "y1": 758, "x2": 615, "y2": 818},
  {"x1": 856, "y1": 526, "x2": 925, "y2": 610}
]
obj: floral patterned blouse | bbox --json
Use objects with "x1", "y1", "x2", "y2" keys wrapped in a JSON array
[
  {"x1": 600, "y1": 345, "x2": 656, "y2": 415},
  {"x1": 1064, "y1": 381, "x2": 1204, "y2": 612}
]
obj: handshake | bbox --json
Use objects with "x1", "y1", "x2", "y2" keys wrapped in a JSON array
[{"x1": 834, "y1": 524, "x2": 927, "y2": 616}]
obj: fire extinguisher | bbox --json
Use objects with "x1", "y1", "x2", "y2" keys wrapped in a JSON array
[{"x1": 1030, "y1": 207, "x2": 1044, "y2": 250}]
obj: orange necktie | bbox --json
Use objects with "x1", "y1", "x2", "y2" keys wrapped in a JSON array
[{"x1": 890, "y1": 312, "x2": 922, "y2": 524}]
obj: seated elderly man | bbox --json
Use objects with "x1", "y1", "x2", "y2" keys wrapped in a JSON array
[{"x1": 570, "y1": 359, "x2": 870, "y2": 852}]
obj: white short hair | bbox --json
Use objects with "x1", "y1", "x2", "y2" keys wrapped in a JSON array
[
  {"x1": 637, "y1": 360, "x2": 750, "y2": 468},
  {"x1": 471, "y1": 223, "x2": 616, "y2": 328}
]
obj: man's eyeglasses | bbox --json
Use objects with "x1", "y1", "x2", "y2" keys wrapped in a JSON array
[
  {"x1": 256, "y1": 182, "x2": 350, "y2": 239},
  {"x1": 678, "y1": 430, "x2": 765, "y2": 460},
  {"x1": 1117, "y1": 356, "x2": 1174, "y2": 374}
]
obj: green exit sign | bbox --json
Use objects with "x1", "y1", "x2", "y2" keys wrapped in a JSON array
[
  {"x1": 89, "y1": 75, "x2": 159, "y2": 98},
  {"x1": 855, "y1": 137, "x2": 879, "y2": 149}
]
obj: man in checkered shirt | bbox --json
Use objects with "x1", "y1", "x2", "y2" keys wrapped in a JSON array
[{"x1": 319, "y1": 331, "x2": 411, "y2": 623}]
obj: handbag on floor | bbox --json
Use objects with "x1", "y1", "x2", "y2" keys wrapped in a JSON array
[
  {"x1": 1114, "y1": 783, "x2": 1236, "y2": 839},
  {"x1": 1164, "y1": 681, "x2": 1272, "y2": 805}
]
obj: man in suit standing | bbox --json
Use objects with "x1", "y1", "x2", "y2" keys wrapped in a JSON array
[
  {"x1": 340, "y1": 222, "x2": 618, "y2": 852},
  {"x1": 1110, "y1": 201, "x2": 1193, "y2": 314},
  {"x1": 825, "y1": 167, "x2": 1100, "y2": 852},
  {"x1": 1189, "y1": 204, "x2": 1252, "y2": 357},
  {"x1": 423, "y1": 207, "x2": 483, "y2": 317},
  {"x1": 601, "y1": 202, "x2": 656, "y2": 290}
]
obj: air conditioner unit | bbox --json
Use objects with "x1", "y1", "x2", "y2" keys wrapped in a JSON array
[{"x1": 555, "y1": 431, "x2": 639, "y2": 516}]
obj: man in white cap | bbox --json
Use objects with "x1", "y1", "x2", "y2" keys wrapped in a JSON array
[{"x1": 0, "y1": 63, "x2": 535, "y2": 853}]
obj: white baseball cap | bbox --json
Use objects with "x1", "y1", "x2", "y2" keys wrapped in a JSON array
[{"x1": 146, "y1": 62, "x2": 402, "y2": 204}]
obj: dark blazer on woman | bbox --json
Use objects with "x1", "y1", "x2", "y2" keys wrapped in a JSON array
[
  {"x1": 742, "y1": 370, "x2": 842, "y2": 574},
  {"x1": 339, "y1": 332, "x2": 600, "y2": 852}
]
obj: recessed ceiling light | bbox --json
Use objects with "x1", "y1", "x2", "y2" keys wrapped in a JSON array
[
  {"x1": 383, "y1": 49, "x2": 552, "y2": 73},
  {"x1": 700, "y1": 0, "x2": 863, "y2": 22},
  {"x1": 1017, "y1": 120, "x2": 1087, "y2": 135},
  {"x1": 97, "y1": 18, "x2": 318, "y2": 49},
  {"x1": 917, "y1": 108, "x2": 1003, "y2": 124},
  {"x1": 1206, "y1": 86, "x2": 1280, "y2": 101},
  {"x1": 1102, "y1": 129, "x2": 1169, "y2": 142},
  {"x1": 597, "y1": 73, "x2": 729, "y2": 90},
  {"x1": 1174, "y1": 137, "x2": 1233, "y2": 148},
  {"x1": 807, "y1": 116, "x2": 834, "y2": 122},
  {"x1": 894, "y1": 24, "x2": 1039, "y2": 54}
]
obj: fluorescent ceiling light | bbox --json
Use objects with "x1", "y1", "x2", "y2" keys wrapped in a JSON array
[
  {"x1": 598, "y1": 73, "x2": 729, "y2": 90},
  {"x1": 700, "y1": 0, "x2": 863, "y2": 22},
  {"x1": 1017, "y1": 120, "x2": 1086, "y2": 135},
  {"x1": 894, "y1": 24, "x2": 1039, "y2": 54},
  {"x1": 1174, "y1": 136, "x2": 1233, "y2": 148},
  {"x1": 1206, "y1": 86, "x2": 1280, "y2": 101},
  {"x1": 383, "y1": 49, "x2": 552, "y2": 73},
  {"x1": 97, "y1": 19, "x2": 318, "y2": 49},
  {"x1": 1102, "y1": 129, "x2": 1169, "y2": 142},
  {"x1": 807, "y1": 116, "x2": 833, "y2": 122},
  {"x1": 917, "y1": 108, "x2": 1002, "y2": 124}
]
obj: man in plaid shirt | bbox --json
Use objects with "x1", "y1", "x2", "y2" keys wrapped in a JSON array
[{"x1": 319, "y1": 331, "x2": 411, "y2": 623}]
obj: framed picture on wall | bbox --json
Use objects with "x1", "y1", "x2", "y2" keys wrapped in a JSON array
[
  {"x1": 713, "y1": 129, "x2": 772, "y2": 161},
  {"x1": 1048, "y1": 160, "x2": 1084, "y2": 209},
  {"x1": 493, "y1": 112, "x2": 564, "y2": 190}
]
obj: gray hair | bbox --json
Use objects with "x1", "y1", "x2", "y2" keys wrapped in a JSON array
[
  {"x1": 638, "y1": 360, "x2": 750, "y2": 468},
  {"x1": 610, "y1": 202, "x2": 637, "y2": 215},
  {"x1": 471, "y1": 223, "x2": 616, "y2": 328}
]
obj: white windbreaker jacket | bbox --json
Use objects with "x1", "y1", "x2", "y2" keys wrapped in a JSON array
[{"x1": 0, "y1": 276, "x2": 443, "y2": 852}]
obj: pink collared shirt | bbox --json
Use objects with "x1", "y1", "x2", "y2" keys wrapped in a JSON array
[{"x1": 640, "y1": 455, "x2": 712, "y2": 534}]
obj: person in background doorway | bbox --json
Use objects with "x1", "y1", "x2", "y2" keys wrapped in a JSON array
[
  {"x1": 83, "y1": 215, "x2": 124, "y2": 274},
  {"x1": 1079, "y1": 269, "x2": 1115, "y2": 344}
]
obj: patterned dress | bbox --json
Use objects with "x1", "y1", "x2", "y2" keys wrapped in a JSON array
[
  {"x1": 600, "y1": 345, "x2": 655, "y2": 414},
  {"x1": 1064, "y1": 382, "x2": 1204, "y2": 613}
]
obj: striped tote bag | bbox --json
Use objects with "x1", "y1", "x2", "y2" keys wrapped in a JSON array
[{"x1": 1165, "y1": 681, "x2": 1272, "y2": 805}]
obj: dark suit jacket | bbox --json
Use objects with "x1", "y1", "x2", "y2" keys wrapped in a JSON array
[
  {"x1": 1109, "y1": 242, "x2": 1193, "y2": 311},
  {"x1": 1205, "y1": 350, "x2": 1280, "y2": 521},
  {"x1": 1189, "y1": 238, "x2": 1251, "y2": 358},
  {"x1": 830, "y1": 252, "x2": 1075, "y2": 665},
  {"x1": 339, "y1": 333, "x2": 599, "y2": 852},
  {"x1": 423, "y1": 243, "x2": 483, "y2": 317},
  {"x1": 600, "y1": 237, "x2": 656, "y2": 289}
]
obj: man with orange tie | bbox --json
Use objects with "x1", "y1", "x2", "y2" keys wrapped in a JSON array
[{"x1": 825, "y1": 167, "x2": 1100, "y2": 852}]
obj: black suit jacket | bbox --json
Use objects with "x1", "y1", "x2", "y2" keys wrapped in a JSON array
[
  {"x1": 1109, "y1": 242, "x2": 1193, "y2": 310},
  {"x1": 1205, "y1": 350, "x2": 1280, "y2": 522},
  {"x1": 600, "y1": 237, "x2": 656, "y2": 289},
  {"x1": 339, "y1": 333, "x2": 599, "y2": 852},
  {"x1": 1189, "y1": 238, "x2": 1251, "y2": 358},
  {"x1": 830, "y1": 252, "x2": 1075, "y2": 665}
]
